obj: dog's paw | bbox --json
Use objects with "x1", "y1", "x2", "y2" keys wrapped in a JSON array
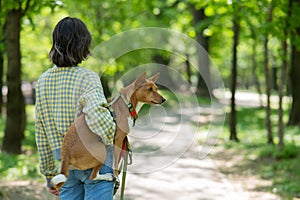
[
  {"x1": 51, "y1": 174, "x2": 67, "y2": 186},
  {"x1": 93, "y1": 173, "x2": 114, "y2": 181}
]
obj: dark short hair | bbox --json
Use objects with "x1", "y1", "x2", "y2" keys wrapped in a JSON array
[{"x1": 49, "y1": 17, "x2": 92, "y2": 67}]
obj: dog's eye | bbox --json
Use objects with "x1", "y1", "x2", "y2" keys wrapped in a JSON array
[{"x1": 149, "y1": 87, "x2": 153, "y2": 92}]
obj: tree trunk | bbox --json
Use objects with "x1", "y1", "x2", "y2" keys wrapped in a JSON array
[
  {"x1": 263, "y1": 4, "x2": 274, "y2": 145},
  {"x1": 0, "y1": 42, "x2": 3, "y2": 115},
  {"x1": 278, "y1": 39, "x2": 287, "y2": 150},
  {"x1": 2, "y1": 9, "x2": 26, "y2": 154},
  {"x1": 191, "y1": 7, "x2": 210, "y2": 97},
  {"x1": 288, "y1": 0, "x2": 300, "y2": 125},
  {"x1": 229, "y1": 5, "x2": 239, "y2": 142},
  {"x1": 251, "y1": 40, "x2": 263, "y2": 107},
  {"x1": 152, "y1": 54, "x2": 175, "y2": 89},
  {"x1": 185, "y1": 54, "x2": 192, "y2": 84},
  {"x1": 278, "y1": 0, "x2": 292, "y2": 150},
  {"x1": 263, "y1": 36, "x2": 273, "y2": 144},
  {"x1": 288, "y1": 0, "x2": 300, "y2": 126},
  {"x1": 0, "y1": 8, "x2": 4, "y2": 115},
  {"x1": 288, "y1": 44, "x2": 300, "y2": 126}
]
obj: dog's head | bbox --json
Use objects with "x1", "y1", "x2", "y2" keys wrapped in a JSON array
[{"x1": 128, "y1": 72, "x2": 166, "y2": 105}]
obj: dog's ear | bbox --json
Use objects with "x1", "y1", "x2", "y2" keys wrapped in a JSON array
[
  {"x1": 147, "y1": 72, "x2": 160, "y2": 83},
  {"x1": 134, "y1": 72, "x2": 147, "y2": 88}
]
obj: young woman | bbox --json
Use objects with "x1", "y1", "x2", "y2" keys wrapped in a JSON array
[{"x1": 35, "y1": 17, "x2": 116, "y2": 199}]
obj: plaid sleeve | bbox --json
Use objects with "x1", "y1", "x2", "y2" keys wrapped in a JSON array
[
  {"x1": 79, "y1": 71, "x2": 116, "y2": 145},
  {"x1": 35, "y1": 85, "x2": 58, "y2": 185}
]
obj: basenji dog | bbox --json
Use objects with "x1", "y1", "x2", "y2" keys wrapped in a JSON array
[{"x1": 51, "y1": 72, "x2": 166, "y2": 191}]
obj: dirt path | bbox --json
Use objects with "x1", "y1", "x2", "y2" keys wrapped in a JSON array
[
  {"x1": 113, "y1": 105, "x2": 280, "y2": 200},
  {"x1": 0, "y1": 181, "x2": 58, "y2": 200},
  {"x1": 117, "y1": 142, "x2": 248, "y2": 200}
]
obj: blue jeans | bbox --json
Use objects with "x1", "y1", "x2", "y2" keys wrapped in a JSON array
[{"x1": 60, "y1": 145, "x2": 114, "y2": 200}]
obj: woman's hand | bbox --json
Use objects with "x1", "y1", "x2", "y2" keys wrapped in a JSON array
[{"x1": 48, "y1": 187, "x2": 60, "y2": 196}]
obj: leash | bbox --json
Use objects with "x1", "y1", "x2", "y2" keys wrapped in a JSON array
[
  {"x1": 113, "y1": 137, "x2": 132, "y2": 199},
  {"x1": 107, "y1": 94, "x2": 134, "y2": 199},
  {"x1": 120, "y1": 148, "x2": 128, "y2": 200}
]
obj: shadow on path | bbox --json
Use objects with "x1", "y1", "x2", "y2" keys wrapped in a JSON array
[{"x1": 114, "y1": 105, "x2": 262, "y2": 200}]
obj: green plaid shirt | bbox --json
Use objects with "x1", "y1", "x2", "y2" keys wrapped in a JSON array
[{"x1": 35, "y1": 66, "x2": 115, "y2": 181}]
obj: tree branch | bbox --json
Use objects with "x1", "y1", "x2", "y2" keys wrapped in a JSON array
[{"x1": 22, "y1": 0, "x2": 32, "y2": 15}]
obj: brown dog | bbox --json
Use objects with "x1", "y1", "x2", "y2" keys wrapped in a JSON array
[{"x1": 51, "y1": 72, "x2": 165, "y2": 191}]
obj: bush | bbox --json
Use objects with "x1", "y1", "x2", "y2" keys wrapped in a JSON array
[
  {"x1": 274, "y1": 143, "x2": 298, "y2": 159},
  {"x1": 259, "y1": 143, "x2": 298, "y2": 159}
]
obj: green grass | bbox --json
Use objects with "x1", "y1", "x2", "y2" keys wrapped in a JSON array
[
  {"x1": 0, "y1": 105, "x2": 44, "y2": 182},
  {"x1": 216, "y1": 106, "x2": 300, "y2": 199}
]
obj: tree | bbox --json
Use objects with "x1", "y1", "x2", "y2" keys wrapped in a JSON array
[
  {"x1": 288, "y1": 0, "x2": 300, "y2": 126},
  {"x1": 2, "y1": 7, "x2": 26, "y2": 154},
  {"x1": 0, "y1": 0, "x2": 5, "y2": 115},
  {"x1": 263, "y1": 2, "x2": 274, "y2": 144},
  {"x1": 229, "y1": 0, "x2": 240, "y2": 142},
  {"x1": 190, "y1": 5, "x2": 210, "y2": 97},
  {"x1": 0, "y1": 31, "x2": 3, "y2": 116},
  {"x1": 1, "y1": 0, "x2": 57, "y2": 154},
  {"x1": 277, "y1": 0, "x2": 291, "y2": 150}
]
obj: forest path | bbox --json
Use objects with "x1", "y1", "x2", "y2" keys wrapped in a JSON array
[{"x1": 114, "y1": 103, "x2": 280, "y2": 200}]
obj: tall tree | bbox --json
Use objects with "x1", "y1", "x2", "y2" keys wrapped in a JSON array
[
  {"x1": 278, "y1": 39, "x2": 287, "y2": 149},
  {"x1": 278, "y1": 0, "x2": 291, "y2": 149},
  {"x1": 190, "y1": 5, "x2": 210, "y2": 97},
  {"x1": 288, "y1": 0, "x2": 300, "y2": 126},
  {"x1": 229, "y1": 1, "x2": 240, "y2": 142},
  {"x1": 263, "y1": 3, "x2": 274, "y2": 144},
  {"x1": 1, "y1": 0, "x2": 57, "y2": 154},
  {"x1": 251, "y1": 38, "x2": 263, "y2": 107},
  {"x1": 2, "y1": 8, "x2": 25, "y2": 154},
  {"x1": 0, "y1": 0, "x2": 4, "y2": 115},
  {"x1": 0, "y1": 32, "x2": 3, "y2": 116}
]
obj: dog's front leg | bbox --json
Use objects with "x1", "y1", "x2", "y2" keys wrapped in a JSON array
[{"x1": 113, "y1": 127, "x2": 127, "y2": 176}]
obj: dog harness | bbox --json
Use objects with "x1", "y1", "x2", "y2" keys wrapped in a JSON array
[{"x1": 107, "y1": 94, "x2": 138, "y2": 126}]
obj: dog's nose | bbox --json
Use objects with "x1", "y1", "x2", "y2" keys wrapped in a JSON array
[{"x1": 161, "y1": 97, "x2": 166, "y2": 103}]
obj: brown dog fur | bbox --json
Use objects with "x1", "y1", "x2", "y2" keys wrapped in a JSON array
[{"x1": 51, "y1": 72, "x2": 165, "y2": 191}]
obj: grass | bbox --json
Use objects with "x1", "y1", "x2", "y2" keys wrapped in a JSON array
[
  {"x1": 213, "y1": 106, "x2": 300, "y2": 200},
  {"x1": 0, "y1": 105, "x2": 44, "y2": 183}
]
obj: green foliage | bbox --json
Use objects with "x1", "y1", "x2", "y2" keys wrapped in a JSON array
[
  {"x1": 258, "y1": 146, "x2": 300, "y2": 199},
  {"x1": 0, "y1": 152, "x2": 41, "y2": 181},
  {"x1": 260, "y1": 143, "x2": 299, "y2": 159},
  {"x1": 21, "y1": 8, "x2": 64, "y2": 81},
  {"x1": 0, "y1": 0, "x2": 296, "y2": 92},
  {"x1": 0, "y1": 0, "x2": 291, "y2": 92},
  {"x1": 0, "y1": 106, "x2": 42, "y2": 181}
]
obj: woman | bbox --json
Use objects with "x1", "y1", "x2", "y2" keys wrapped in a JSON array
[{"x1": 35, "y1": 17, "x2": 116, "y2": 199}]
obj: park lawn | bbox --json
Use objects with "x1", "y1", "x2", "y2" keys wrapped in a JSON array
[
  {"x1": 210, "y1": 106, "x2": 300, "y2": 200},
  {"x1": 0, "y1": 105, "x2": 44, "y2": 183}
]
